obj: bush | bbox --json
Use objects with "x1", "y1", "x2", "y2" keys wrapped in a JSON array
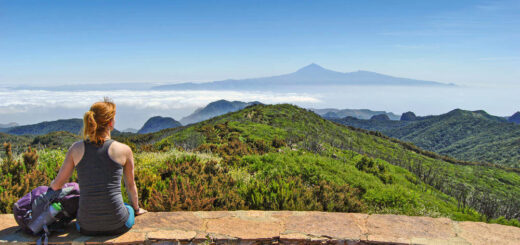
[{"x1": 356, "y1": 156, "x2": 393, "y2": 184}]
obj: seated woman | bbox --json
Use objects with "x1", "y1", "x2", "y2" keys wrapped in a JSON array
[{"x1": 49, "y1": 98, "x2": 147, "y2": 235}]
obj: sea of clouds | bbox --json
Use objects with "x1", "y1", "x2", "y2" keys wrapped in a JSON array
[
  {"x1": 1, "y1": 85, "x2": 518, "y2": 130},
  {"x1": 0, "y1": 89, "x2": 321, "y2": 129}
]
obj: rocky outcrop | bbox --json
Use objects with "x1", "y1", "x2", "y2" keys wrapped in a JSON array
[
  {"x1": 180, "y1": 100, "x2": 262, "y2": 125},
  {"x1": 400, "y1": 111, "x2": 417, "y2": 121},
  {"x1": 137, "y1": 116, "x2": 181, "y2": 134},
  {"x1": 1, "y1": 211, "x2": 519, "y2": 244},
  {"x1": 370, "y1": 114, "x2": 390, "y2": 121},
  {"x1": 509, "y1": 112, "x2": 520, "y2": 124}
]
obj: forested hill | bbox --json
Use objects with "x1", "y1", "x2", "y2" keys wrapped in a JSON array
[
  {"x1": 0, "y1": 119, "x2": 83, "y2": 135},
  {"x1": 113, "y1": 104, "x2": 520, "y2": 225},
  {"x1": 332, "y1": 109, "x2": 520, "y2": 168}
]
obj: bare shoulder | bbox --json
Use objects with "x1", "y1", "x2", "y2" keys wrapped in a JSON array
[
  {"x1": 69, "y1": 140, "x2": 84, "y2": 151},
  {"x1": 69, "y1": 140, "x2": 85, "y2": 165},
  {"x1": 110, "y1": 140, "x2": 132, "y2": 154},
  {"x1": 108, "y1": 140, "x2": 133, "y2": 166}
]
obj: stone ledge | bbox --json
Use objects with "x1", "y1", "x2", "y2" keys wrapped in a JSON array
[{"x1": 1, "y1": 211, "x2": 519, "y2": 245}]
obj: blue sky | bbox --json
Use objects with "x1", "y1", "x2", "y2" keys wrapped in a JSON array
[{"x1": 0, "y1": 0, "x2": 519, "y2": 86}]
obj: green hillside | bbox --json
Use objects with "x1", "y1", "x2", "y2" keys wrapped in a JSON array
[
  {"x1": 118, "y1": 104, "x2": 520, "y2": 224},
  {"x1": 1, "y1": 104, "x2": 519, "y2": 227},
  {"x1": 0, "y1": 133, "x2": 31, "y2": 157},
  {"x1": 0, "y1": 119, "x2": 83, "y2": 135},
  {"x1": 333, "y1": 109, "x2": 520, "y2": 168}
]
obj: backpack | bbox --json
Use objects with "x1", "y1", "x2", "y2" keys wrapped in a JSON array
[{"x1": 13, "y1": 182, "x2": 80, "y2": 244}]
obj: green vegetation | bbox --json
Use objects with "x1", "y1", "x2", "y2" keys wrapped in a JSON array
[
  {"x1": 1, "y1": 104, "x2": 519, "y2": 228},
  {"x1": 0, "y1": 133, "x2": 31, "y2": 158},
  {"x1": 333, "y1": 109, "x2": 520, "y2": 168},
  {"x1": 31, "y1": 131, "x2": 82, "y2": 149}
]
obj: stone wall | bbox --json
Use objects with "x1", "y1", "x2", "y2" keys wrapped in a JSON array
[{"x1": 1, "y1": 211, "x2": 519, "y2": 244}]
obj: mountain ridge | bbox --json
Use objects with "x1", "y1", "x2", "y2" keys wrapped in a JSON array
[
  {"x1": 0, "y1": 122, "x2": 18, "y2": 128},
  {"x1": 0, "y1": 119, "x2": 83, "y2": 135},
  {"x1": 312, "y1": 108, "x2": 400, "y2": 120},
  {"x1": 332, "y1": 108, "x2": 520, "y2": 168}
]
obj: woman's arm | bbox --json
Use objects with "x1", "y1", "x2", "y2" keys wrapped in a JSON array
[
  {"x1": 122, "y1": 146, "x2": 147, "y2": 215},
  {"x1": 49, "y1": 142, "x2": 78, "y2": 191}
]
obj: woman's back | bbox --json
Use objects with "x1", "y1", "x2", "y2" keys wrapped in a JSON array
[{"x1": 76, "y1": 139, "x2": 129, "y2": 231}]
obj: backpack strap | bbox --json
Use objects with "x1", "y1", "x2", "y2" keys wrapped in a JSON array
[{"x1": 36, "y1": 225, "x2": 49, "y2": 245}]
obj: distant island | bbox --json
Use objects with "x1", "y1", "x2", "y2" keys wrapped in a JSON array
[
  {"x1": 153, "y1": 63, "x2": 455, "y2": 91},
  {"x1": 10, "y1": 64, "x2": 455, "y2": 92}
]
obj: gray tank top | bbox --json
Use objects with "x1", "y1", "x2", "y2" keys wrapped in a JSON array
[{"x1": 76, "y1": 139, "x2": 129, "y2": 231}]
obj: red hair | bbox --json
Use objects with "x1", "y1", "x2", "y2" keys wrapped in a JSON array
[{"x1": 82, "y1": 97, "x2": 116, "y2": 145}]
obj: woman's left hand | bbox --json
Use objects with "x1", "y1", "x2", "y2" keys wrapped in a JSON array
[{"x1": 135, "y1": 208, "x2": 148, "y2": 216}]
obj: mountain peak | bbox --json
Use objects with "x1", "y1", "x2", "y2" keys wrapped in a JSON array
[{"x1": 296, "y1": 63, "x2": 328, "y2": 73}]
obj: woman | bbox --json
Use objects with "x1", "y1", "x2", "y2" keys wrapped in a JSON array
[{"x1": 49, "y1": 98, "x2": 147, "y2": 236}]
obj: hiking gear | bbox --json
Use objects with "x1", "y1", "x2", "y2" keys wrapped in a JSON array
[
  {"x1": 28, "y1": 203, "x2": 62, "y2": 234},
  {"x1": 12, "y1": 182, "x2": 80, "y2": 244}
]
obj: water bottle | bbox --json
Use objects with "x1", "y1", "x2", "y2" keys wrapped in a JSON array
[{"x1": 28, "y1": 202, "x2": 63, "y2": 234}]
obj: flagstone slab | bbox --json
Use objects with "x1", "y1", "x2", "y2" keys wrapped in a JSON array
[
  {"x1": 130, "y1": 211, "x2": 204, "y2": 233},
  {"x1": 456, "y1": 221, "x2": 520, "y2": 245},
  {"x1": 283, "y1": 212, "x2": 368, "y2": 241},
  {"x1": 205, "y1": 216, "x2": 284, "y2": 240},
  {"x1": 365, "y1": 214, "x2": 465, "y2": 244}
]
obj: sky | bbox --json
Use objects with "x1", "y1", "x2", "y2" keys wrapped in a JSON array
[
  {"x1": 1, "y1": 0, "x2": 519, "y2": 87},
  {"x1": 0, "y1": 0, "x2": 519, "y2": 129}
]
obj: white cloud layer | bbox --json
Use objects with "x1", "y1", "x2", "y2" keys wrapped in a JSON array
[
  {"x1": 0, "y1": 89, "x2": 321, "y2": 128},
  {"x1": 0, "y1": 89, "x2": 320, "y2": 112}
]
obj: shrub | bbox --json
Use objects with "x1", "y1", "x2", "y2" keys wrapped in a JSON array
[{"x1": 356, "y1": 156, "x2": 393, "y2": 184}]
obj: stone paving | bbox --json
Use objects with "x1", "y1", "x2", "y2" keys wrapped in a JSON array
[{"x1": 1, "y1": 211, "x2": 519, "y2": 244}]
